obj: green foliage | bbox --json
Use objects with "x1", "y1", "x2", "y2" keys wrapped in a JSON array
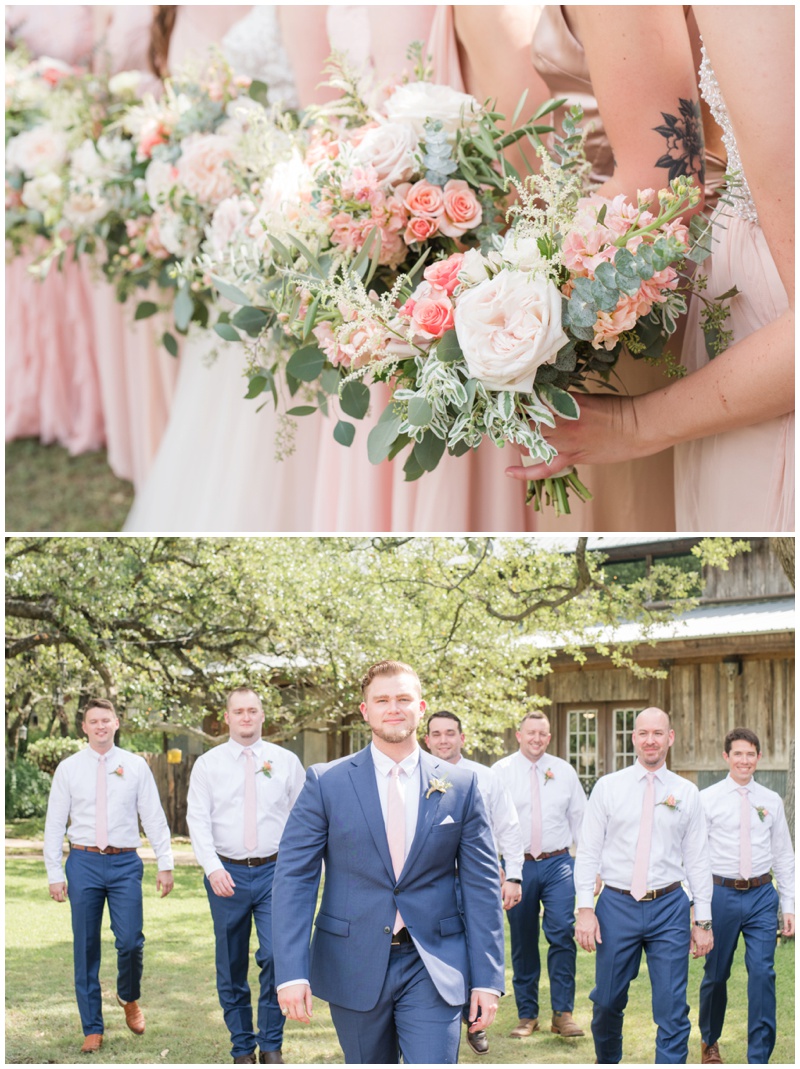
[
  {"x1": 5, "y1": 759, "x2": 52, "y2": 818},
  {"x1": 26, "y1": 736, "x2": 86, "y2": 775}
]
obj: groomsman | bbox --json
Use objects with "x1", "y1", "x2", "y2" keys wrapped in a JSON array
[
  {"x1": 424, "y1": 710, "x2": 525, "y2": 1055},
  {"x1": 44, "y1": 698, "x2": 174, "y2": 1054},
  {"x1": 273, "y1": 660, "x2": 505, "y2": 1064},
  {"x1": 492, "y1": 711, "x2": 587, "y2": 1039},
  {"x1": 187, "y1": 687, "x2": 305, "y2": 1064},
  {"x1": 574, "y1": 707, "x2": 714, "y2": 1064},
  {"x1": 698, "y1": 727, "x2": 795, "y2": 1065}
]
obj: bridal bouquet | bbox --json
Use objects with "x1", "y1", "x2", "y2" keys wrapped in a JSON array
[
  {"x1": 246, "y1": 105, "x2": 715, "y2": 513},
  {"x1": 208, "y1": 51, "x2": 556, "y2": 422}
]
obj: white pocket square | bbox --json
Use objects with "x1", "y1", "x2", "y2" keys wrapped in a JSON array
[{"x1": 439, "y1": 815, "x2": 455, "y2": 825}]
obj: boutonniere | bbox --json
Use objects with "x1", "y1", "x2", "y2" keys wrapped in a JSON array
[
  {"x1": 111, "y1": 765, "x2": 125, "y2": 778},
  {"x1": 657, "y1": 794, "x2": 680, "y2": 811},
  {"x1": 543, "y1": 768, "x2": 555, "y2": 786},
  {"x1": 755, "y1": 805, "x2": 768, "y2": 822},
  {"x1": 259, "y1": 761, "x2": 273, "y2": 778},
  {"x1": 425, "y1": 775, "x2": 452, "y2": 799}
]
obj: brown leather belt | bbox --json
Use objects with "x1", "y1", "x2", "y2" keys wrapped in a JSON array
[
  {"x1": 604, "y1": 881, "x2": 682, "y2": 901},
  {"x1": 391, "y1": 927, "x2": 412, "y2": 946},
  {"x1": 713, "y1": 873, "x2": 772, "y2": 890},
  {"x1": 70, "y1": 844, "x2": 138, "y2": 855},
  {"x1": 524, "y1": 848, "x2": 570, "y2": 862},
  {"x1": 218, "y1": 853, "x2": 278, "y2": 867}
]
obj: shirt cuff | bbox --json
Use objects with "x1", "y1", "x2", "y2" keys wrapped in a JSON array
[
  {"x1": 277, "y1": 979, "x2": 309, "y2": 992},
  {"x1": 693, "y1": 902, "x2": 711, "y2": 923},
  {"x1": 576, "y1": 892, "x2": 596, "y2": 909},
  {"x1": 471, "y1": 987, "x2": 502, "y2": 997},
  {"x1": 780, "y1": 897, "x2": 794, "y2": 916},
  {"x1": 155, "y1": 854, "x2": 174, "y2": 871}
]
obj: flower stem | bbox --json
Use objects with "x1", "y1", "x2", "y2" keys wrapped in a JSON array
[{"x1": 525, "y1": 471, "x2": 593, "y2": 516}]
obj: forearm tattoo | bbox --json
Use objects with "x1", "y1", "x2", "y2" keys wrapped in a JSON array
[{"x1": 653, "y1": 98, "x2": 705, "y2": 185}]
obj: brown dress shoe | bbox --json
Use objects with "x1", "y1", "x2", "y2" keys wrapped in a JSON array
[
  {"x1": 259, "y1": 1054, "x2": 285, "y2": 1064},
  {"x1": 509, "y1": 1018, "x2": 539, "y2": 1038},
  {"x1": 117, "y1": 995, "x2": 145, "y2": 1034},
  {"x1": 80, "y1": 1034, "x2": 103, "y2": 1053},
  {"x1": 233, "y1": 1055, "x2": 256, "y2": 1064},
  {"x1": 702, "y1": 1041, "x2": 724, "y2": 1063},
  {"x1": 551, "y1": 1011, "x2": 585, "y2": 1037}
]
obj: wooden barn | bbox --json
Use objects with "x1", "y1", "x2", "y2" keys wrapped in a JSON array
[{"x1": 514, "y1": 536, "x2": 794, "y2": 796}]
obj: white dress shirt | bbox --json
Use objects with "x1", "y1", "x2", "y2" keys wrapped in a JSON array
[
  {"x1": 187, "y1": 738, "x2": 305, "y2": 876},
  {"x1": 701, "y1": 774, "x2": 795, "y2": 914},
  {"x1": 574, "y1": 760, "x2": 713, "y2": 920},
  {"x1": 453, "y1": 755, "x2": 524, "y2": 880},
  {"x1": 43, "y1": 744, "x2": 174, "y2": 883},
  {"x1": 491, "y1": 750, "x2": 586, "y2": 854}
]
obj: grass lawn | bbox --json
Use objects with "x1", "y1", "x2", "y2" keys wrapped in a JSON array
[
  {"x1": 5, "y1": 857, "x2": 795, "y2": 1063},
  {"x1": 5, "y1": 439, "x2": 133, "y2": 532}
]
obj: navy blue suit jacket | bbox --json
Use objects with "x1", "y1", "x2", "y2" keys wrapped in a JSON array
[{"x1": 272, "y1": 746, "x2": 505, "y2": 1012}]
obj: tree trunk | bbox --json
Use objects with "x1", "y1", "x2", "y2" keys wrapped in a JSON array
[{"x1": 771, "y1": 537, "x2": 795, "y2": 588}]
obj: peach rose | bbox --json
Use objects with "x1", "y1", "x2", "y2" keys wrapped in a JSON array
[
  {"x1": 405, "y1": 281, "x2": 455, "y2": 340},
  {"x1": 439, "y1": 179, "x2": 482, "y2": 238},
  {"x1": 423, "y1": 253, "x2": 465, "y2": 295},
  {"x1": 402, "y1": 179, "x2": 445, "y2": 219},
  {"x1": 404, "y1": 215, "x2": 440, "y2": 245}
]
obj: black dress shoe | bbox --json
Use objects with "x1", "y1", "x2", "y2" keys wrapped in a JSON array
[
  {"x1": 259, "y1": 1053, "x2": 285, "y2": 1064},
  {"x1": 466, "y1": 1029, "x2": 489, "y2": 1055},
  {"x1": 233, "y1": 1055, "x2": 256, "y2": 1064}
]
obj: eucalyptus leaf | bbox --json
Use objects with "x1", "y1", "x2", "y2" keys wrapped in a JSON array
[
  {"x1": 286, "y1": 405, "x2": 317, "y2": 417},
  {"x1": 231, "y1": 306, "x2": 269, "y2": 336},
  {"x1": 333, "y1": 419, "x2": 356, "y2": 447},
  {"x1": 435, "y1": 330, "x2": 464, "y2": 364},
  {"x1": 245, "y1": 375, "x2": 268, "y2": 400},
  {"x1": 134, "y1": 301, "x2": 158, "y2": 320},
  {"x1": 367, "y1": 405, "x2": 404, "y2": 465},
  {"x1": 403, "y1": 450, "x2": 426, "y2": 482},
  {"x1": 320, "y1": 368, "x2": 341, "y2": 395},
  {"x1": 413, "y1": 431, "x2": 447, "y2": 472},
  {"x1": 210, "y1": 275, "x2": 252, "y2": 306},
  {"x1": 173, "y1": 284, "x2": 194, "y2": 332},
  {"x1": 340, "y1": 380, "x2": 370, "y2": 420},
  {"x1": 286, "y1": 344, "x2": 326, "y2": 382},
  {"x1": 162, "y1": 331, "x2": 179, "y2": 357},
  {"x1": 214, "y1": 322, "x2": 241, "y2": 343},
  {"x1": 407, "y1": 396, "x2": 434, "y2": 427}
]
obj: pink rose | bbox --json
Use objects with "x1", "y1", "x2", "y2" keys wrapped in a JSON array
[
  {"x1": 439, "y1": 179, "x2": 482, "y2": 237},
  {"x1": 402, "y1": 179, "x2": 444, "y2": 219},
  {"x1": 137, "y1": 121, "x2": 168, "y2": 160},
  {"x1": 423, "y1": 253, "x2": 465, "y2": 295},
  {"x1": 406, "y1": 281, "x2": 455, "y2": 340},
  {"x1": 404, "y1": 215, "x2": 440, "y2": 245}
]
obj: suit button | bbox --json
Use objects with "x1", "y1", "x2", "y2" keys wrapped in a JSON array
[
  {"x1": 383, "y1": 926, "x2": 391, "y2": 935},
  {"x1": 394, "y1": 887, "x2": 400, "y2": 894}
]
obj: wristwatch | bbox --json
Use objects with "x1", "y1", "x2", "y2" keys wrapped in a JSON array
[
  {"x1": 505, "y1": 878, "x2": 522, "y2": 884},
  {"x1": 694, "y1": 920, "x2": 713, "y2": 931}
]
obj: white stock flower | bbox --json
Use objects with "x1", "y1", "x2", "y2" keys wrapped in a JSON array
[
  {"x1": 454, "y1": 269, "x2": 568, "y2": 392},
  {"x1": 351, "y1": 121, "x2": 419, "y2": 185},
  {"x1": 384, "y1": 81, "x2": 480, "y2": 140},
  {"x1": 108, "y1": 70, "x2": 143, "y2": 98},
  {"x1": 6, "y1": 123, "x2": 69, "y2": 176}
]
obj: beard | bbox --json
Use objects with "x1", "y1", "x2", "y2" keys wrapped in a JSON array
[{"x1": 371, "y1": 721, "x2": 417, "y2": 745}]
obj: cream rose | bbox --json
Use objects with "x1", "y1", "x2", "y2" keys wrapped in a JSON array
[
  {"x1": 20, "y1": 172, "x2": 63, "y2": 214},
  {"x1": 6, "y1": 123, "x2": 69, "y2": 176},
  {"x1": 176, "y1": 133, "x2": 236, "y2": 206},
  {"x1": 351, "y1": 121, "x2": 419, "y2": 185},
  {"x1": 500, "y1": 233, "x2": 546, "y2": 272},
  {"x1": 63, "y1": 186, "x2": 110, "y2": 229},
  {"x1": 384, "y1": 81, "x2": 480, "y2": 140},
  {"x1": 454, "y1": 269, "x2": 568, "y2": 391},
  {"x1": 108, "y1": 70, "x2": 143, "y2": 98}
]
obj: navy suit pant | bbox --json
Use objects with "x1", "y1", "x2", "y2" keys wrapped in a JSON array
[
  {"x1": 204, "y1": 859, "x2": 284, "y2": 1058},
  {"x1": 591, "y1": 886, "x2": 691, "y2": 1064},
  {"x1": 329, "y1": 942, "x2": 462, "y2": 1064},
  {"x1": 64, "y1": 848, "x2": 144, "y2": 1035},
  {"x1": 506, "y1": 853, "x2": 577, "y2": 1019},
  {"x1": 699, "y1": 880, "x2": 780, "y2": 1063}
]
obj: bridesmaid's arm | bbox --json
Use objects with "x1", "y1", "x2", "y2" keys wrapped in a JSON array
[
  {"x1": 507, "y1": 5, "x2": 793, "y2": 477},
  {"x1": 277, "y1": 6, "x2": 340, "y2": 108},
  {"x1": 569, "y1": 5, "x2": 706, "y2": 211},
  {"x1": 453, "y1": 6, "x2": 549, "y2": 178}
]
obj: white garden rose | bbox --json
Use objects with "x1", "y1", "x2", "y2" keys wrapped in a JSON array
[
  {"x1": 63, "y1": 185, "x2": 110, "y2": 229},
  {"x1": 457, "y1": 247, "x2": 492, "y2": 287},
  {"x1": 20, "y1": 172, "x2": 63, "y2": 214},
  {"x1": 70, "y1": 139, "x2": 100, "y2": 179},
  {"x1": 351, "y1": 121, "x2": 419, "y2": 185},
  {"x1": 454, "y1": 269, "x2": 568, "y2": 392},
  {"x1": 176, "y1": 132, "x2": 236, "y2": 206},
  {"x1": 384, "y1": 81, "x2": 480, "y2": 140},
  {"x1": 155, "y1": 207, "x2": 200, "y2": 258},
  {"x1": 108, "y1": 70, "x2": 143, "y2": 98},
  {"x1": 96, "y1": 134, "x2": 134, "y2": 175},
  {"x1": 6, "y1": 123, "x2": 69, "y2": 176},
  {"x1": 501, "y1": 233, "x2": 546, "y2": 273},
  {"x1": 206, "y1": 195, "x2": 255, "y2": 261}
]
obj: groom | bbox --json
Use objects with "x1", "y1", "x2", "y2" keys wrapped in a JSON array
[{"x1": 272, "y1": 660, "x2": 505, "y2": 1064}]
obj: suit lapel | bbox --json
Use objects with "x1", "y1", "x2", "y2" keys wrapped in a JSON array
[
  {"x1": 401, "y1": 751, "x2": 447, "y2": 877},
  {"x1": 348, "y1": 747, "x2": 396, "y2": 883}
]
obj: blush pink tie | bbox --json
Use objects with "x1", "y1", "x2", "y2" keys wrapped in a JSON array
[
  {"x1": 630, "y1": 771, "x2": 655, "y2": 901},
  {"x1": 95, "y1": 754, "x2": 108, "y2": 851},
  {"x1": 529, "y1": 763, "x2": 542, "y2": 859},
  {"x1": 739, "y1": 787, "x2": 752, "y2": 879},
  {"x1": 387, "y1": 765, "x2": 406, "y2": 933},
  {"x1": 243, "y1": 748, "x2": 257, "y2": 854}
]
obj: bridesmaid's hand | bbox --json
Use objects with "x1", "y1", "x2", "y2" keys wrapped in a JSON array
[{"x1": 504, "y1": 393, "x2": 668, "y2": 481}]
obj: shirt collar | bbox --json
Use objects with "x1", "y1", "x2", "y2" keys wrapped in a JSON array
[
  {"x1": 88, "y1": 745, "x2": 116, "y2": 763},
  {"x1": 518, "y1": 750, "x2": 549, "y2": 772},
  {"x1": 635, "y1": 759, "x2": 667, "y2": 783},
  {"x1": 724, "y1": 773, "x2": 753, "y2": 793},
  {"x1": 227, "y1": 737, "x2": 264, "y2": 759},
  {"x1": 371, "y1": 742, "x2": 420, "y2": 778}
]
